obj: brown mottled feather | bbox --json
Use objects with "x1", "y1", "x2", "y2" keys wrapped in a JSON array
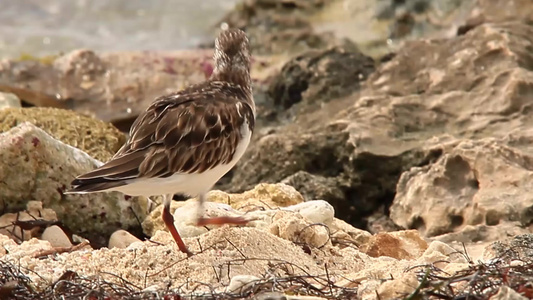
[
  {"x1": 70, "y1": 81, "x2": 254, "y2": 191},
  {"x1": 69, "y1": 28, "x2": 254, "y2": 193}
]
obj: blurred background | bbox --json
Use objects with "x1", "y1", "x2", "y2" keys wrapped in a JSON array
[{"x1": 0, "y1": 0, "x2": 240, "y2": 58}]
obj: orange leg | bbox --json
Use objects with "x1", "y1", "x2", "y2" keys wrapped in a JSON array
[
  {"x1": 162, "y1": 194, "x2": 193, "y2": 257},
  {"x1": 196, "y1": 216, "x2": 249, "y2": 226}
]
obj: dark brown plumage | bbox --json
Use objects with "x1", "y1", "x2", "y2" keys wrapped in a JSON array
[
  {"x1": 69, "y1": 81, "x2": 254, "y2": 192},
  {"x1": 68, "y1": 28, "x2": 254, "y2": 256}
]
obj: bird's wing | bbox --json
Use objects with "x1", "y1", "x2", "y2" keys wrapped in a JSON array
[{"x1": 69, "y1": 81, "x2": 254, "y2": 192}]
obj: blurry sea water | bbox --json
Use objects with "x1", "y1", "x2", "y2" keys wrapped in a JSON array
[{"x1": 0, "y1": 0, "x2": 239, "y2": 58}]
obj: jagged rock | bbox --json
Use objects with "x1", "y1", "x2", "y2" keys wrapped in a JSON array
[
  {"x1": 0, "y1": 107, "x2": 125, "y2": 162},
  {"x1": 226, "y1": 21, "x2": 533, "y2": 231},
  {"x1": 433, "y1": 222, "x2": 531, "y2": 260},
  {"x1": 0, "y1": 122, "x2": 150, "y2": 245},
  {"x1": 391, "y1": 136, "x2": 533, "y2": 237},
  {"x1": 268, "y1": 44, "x2": 375, "y2": 110}
]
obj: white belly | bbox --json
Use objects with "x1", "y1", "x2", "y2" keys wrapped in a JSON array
[{"x1": 110, "y1": 122, "x2": 252, "y2": 197}]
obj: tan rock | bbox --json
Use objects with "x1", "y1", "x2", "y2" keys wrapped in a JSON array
[
  {"x1": 225, "y1": 274, "x2": 260, "y2": 294},
  {"x1": 0, "y1": 201, "x2": 57, "y2": 242},
  {"x1": 142, "y1": 183, "x2": 305, "y2": 237},
  {"x1": 0, "y1": 123, "x2": 150, "y2": 242},
  {"x1": 0, "y1": 107, "x2": 125, "y2": 162},
  {"x1": 41, "y1": 225, "x2": 72, "y2": 248},
  {"x1": 269, "y1": 210, "x2": 331, "y2": 248},
  {"x1": 391, "y1": 136, "x2": 533, "y2": 237},
  {"x1": 208, "y1": 183, "x2": 304, "y2": 211},
  {"x1": 108, "y1": 229, "x2": 141, "y2": 249},
  {"x1": 359, "y1": 230, "x2": 428, "y2": 260},
  {"x1": 376, "y1": 273, "x2": 418, "y2": 300}
]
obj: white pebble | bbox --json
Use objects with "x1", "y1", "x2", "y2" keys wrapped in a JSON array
[
  {"x1": 41, "y1": 225, "x2": 72, "y2": 248},
  {"x1": 108, "y1": 229, "x2": 141, "y2": 249}
]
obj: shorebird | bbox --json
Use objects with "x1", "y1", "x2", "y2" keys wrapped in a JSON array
[{"x1": 68, "y1": 28, "x2": 255, "y2": 256}]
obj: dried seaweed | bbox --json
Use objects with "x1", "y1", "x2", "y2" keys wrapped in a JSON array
[{"x1": 404, "y1": 242, "x2": 533, "y2": 299}]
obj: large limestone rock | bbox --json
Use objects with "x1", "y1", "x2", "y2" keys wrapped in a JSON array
[
  {"x1": 0, "y1": 122, "x2": 150, "y2": 244},
  {"x1": 224, "y1": 21, "x2": 533, "y2": 231},
  {"x1": 0, "y1": 107, "x2": 125, "y2": 162},
  {"x1": 391, "y1": 134, "x2": 533, "y2": 237}
]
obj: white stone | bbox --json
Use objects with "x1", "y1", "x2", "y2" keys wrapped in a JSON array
[
  {"x1": 0, "y1": 92, "x2": 21, "y2": 109},
  {"x1": 225, "y1": 275, "x2": 260, "y2": 293},
  {"x1": 108, "y1": 229, "x2": 141, "y2": 249},
  {"x1": 41, "y1": 225, "x2": 72, "y2": 248},
  {"x1": 283, "y1": 200, "x2": 335, "y2": 224}
]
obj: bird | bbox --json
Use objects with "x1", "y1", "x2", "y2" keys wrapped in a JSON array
[{"x1": 67, "y1": 28, "x2": 255, "y2": 256}]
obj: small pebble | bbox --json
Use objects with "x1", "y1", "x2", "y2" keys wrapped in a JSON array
[
  {"x1": 41, "y1": 225, "x2": 72, "y2": 248},
  {"x1": 108, "y1": 229, "x2": 141, "y2": 249}
]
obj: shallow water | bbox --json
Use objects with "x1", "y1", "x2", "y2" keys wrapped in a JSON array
[{"x1": 0, "y1": 0, "x2": 239, "y2": 58}]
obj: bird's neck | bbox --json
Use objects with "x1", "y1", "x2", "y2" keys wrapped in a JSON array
[{"x1": 211, "y1": 66, "x2": 251, "y2": 92}]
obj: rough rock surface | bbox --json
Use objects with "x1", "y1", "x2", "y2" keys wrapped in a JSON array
[
  {"x1": 0, "y1": 107, "x2": 125, "y2": 161},
  {"x1": 225, "y1": 21, "x2": 533, "y2": 233},
  {"x1": 391, "y1": 135, "x2": 533, "y2": 237},
  {"x1": 268, "y1": 44, "x2": 375, "y2": 110},
  {"x1": 0, "y1": 122, "x2": 150, "y2": 245}
]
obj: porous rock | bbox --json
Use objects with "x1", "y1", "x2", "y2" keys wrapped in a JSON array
[
  {"x1": 358, "y1": 230, "x2": 428, "y2": 260},
  {"x1": 225, "y1": 21, "x2": 533, "y2": 231},
  {"x1": 0, "y1": 122, "x2": 150, "y2": 244},
  {"x1": 108, "y1": 229, "x2": 142, "y2": 249},
  {"x1": 0, "y1": 107, "x2": 125, "y2": 162},
  {"x1": 391, "y1": 136, "x2": 533, "y2": 237}
]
